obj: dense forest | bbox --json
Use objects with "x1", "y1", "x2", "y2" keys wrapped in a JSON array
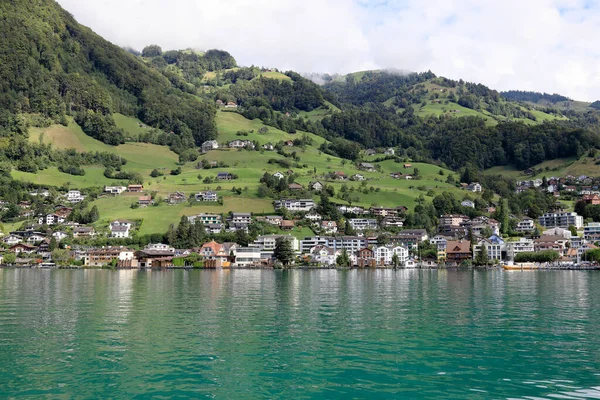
[
  {"x1": 501, "y1": 90, "x2": 570, "y2": 104},
  {"x1": 0, "y1": 0, "x2": 217, "y2": 147}
]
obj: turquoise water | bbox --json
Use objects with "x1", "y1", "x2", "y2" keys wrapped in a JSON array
[{"x1": 1, "y1": 269, "x2": 599, "y2": 399}]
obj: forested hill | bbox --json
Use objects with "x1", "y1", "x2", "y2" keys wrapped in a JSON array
[
  {"x1": 0, "y1": 0, "x2": 217, "y2": 150},
  {"x1": 501, "y1": 90, "x2": 570, "y2": 104}
]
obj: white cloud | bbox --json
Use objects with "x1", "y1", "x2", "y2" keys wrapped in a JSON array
[{"x1": 57, "y1": 0, "x2": 600, "y2": 101}]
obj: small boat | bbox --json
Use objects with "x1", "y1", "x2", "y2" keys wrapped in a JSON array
[
  {"x1": 502, "y1": 263, "x2": 538, "y2": 270},
  {"x1": 39, "y1": 262, "x2": 56, "y2": 269}
]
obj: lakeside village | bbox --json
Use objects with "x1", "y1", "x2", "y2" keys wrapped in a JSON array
[{"x1": 4, "y1": 172, "x2": 600, "y2": 270}]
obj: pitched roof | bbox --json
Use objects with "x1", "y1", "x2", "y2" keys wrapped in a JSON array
[{"x1": 446, "y1": 240, "x2": 471, "y2": 253}]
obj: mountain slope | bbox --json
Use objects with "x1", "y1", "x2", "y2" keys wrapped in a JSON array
[{"x1": 0, "y1": 0, "x2": 216, "y2": 147}]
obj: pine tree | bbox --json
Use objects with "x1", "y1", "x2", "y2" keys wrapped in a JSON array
[
  {"x1": 88, "y1": 205, "x2": 99, "y2": 223},
  {"x1": 49, "y1": 236, "x2": 57, "y2": 251},
  {"x1": 475, "y1": 243, "x2": 489, "y2": 266},
  {"x1": 273, "y1": 237, "x2": 294, "y2": 267},
  {"x1": 336, "y1": 249, "x2": 351, "y2": 267}
]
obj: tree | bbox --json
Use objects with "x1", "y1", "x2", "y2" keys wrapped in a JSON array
[
  {"x1": 49, "y1": 236, "x2": 58, "y2": 251},
  {"x1": 568, "y1": 225, "x2": 578, "y2": 237},
  {"x1": 3, "y1": 253, "x2": 16, "y2": 265},
  {"x1": 498, "y1": 198, "x2": 509, "y2": 235},
  {"x1": 273, "y1": 237, "x2": 294, "y2": 267},
  {"x1": 475, "y1": 244, "x2": 489, "y2": 266},
  {"x1": 142, "y1": 44, "x2": 162, "y2": 57},
  {"x1": 482, "y1": 189, "x2": 493, "y2": 203},
  {"x1": 51, "y1": 249, "x2": 71, "y2": 265},
  {"x1": 88, "y1": 205, "x2": 99, "y2": 223},
  {"x1": 391, "y1": 253, "x2": 400, "y2": 269},
  {"x1": 336, "y1": 249, "x2": 351, "y2": 268}
]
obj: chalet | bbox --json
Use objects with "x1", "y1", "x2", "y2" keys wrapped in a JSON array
[
  {"x1": 195, "y1": 191, "x2": 218, "y2": 202},
  {"x1": 74, "y1": 226, "x2": 95, "y2": 238},
  {"x1": 9, "y1": 243, "x2": 37, "y2": 255},
  {"x1": 85, "y1": 247, "x2": 136, "y2": 267},
  {"x1": 384, "y1": 148, "x2": 395, "y2": 156},
  {"x1": 225, "y1": 101, "x2": 238, "y2": 108},
  {"x1": 286, "y1": 169, "x2": 294, "y2": 175},
  {"x1": 582, "y1": 194, "x2": 600, "y2": 205},
  {"x1": 52, "y1": 231, "x2": 68, "y2": 242},
  {"x1": 352, "y1": 174, "x2": 365, "y2": 181},
  {"x1": 168, "y1": 191, "x2": 187, "y2": 205},
  {"x1": 208, "y1": 161, "x2": 218, "y2": 168},
  {"x1": 446, "y1": 240, "x2": 471, "y2": 265},
  {"x1": 138, "y1": 196, "x2": 154, "y2": 206},
  {"x1": 26, "y1": 234, "x2": 46, "y2": 244},
  {"x1": 284, "y1": 140, "x2": 294, "y2": 147},
  {"x1": 359, "y1": 162, "x2": 376, "y2": 172},
  {"x1": 309, "y1": 181, "x2": 324, "y2": 192},
  {"x1": 265, "y1": 215, "x2": 283, "y2": 226},
  {"x1": 333, "y1": 171, "x2": 346, "y2": 180},
  {"x1": 305, "y1": 210, "x2": 322, "y2": 222},
  {"x1": 201, "y1": 140, "x2": 219, "y2": 153},
  {"x1": 127, "y1": 184, "x2": 144, "y2": 193},
  {"x1": 3, "y1": 235, "x2": 22, "y2": 245},
  {"x1": 467, "y1": 182, "x2": 482, "y2": 192},
  {"x1": 199, "y1": 241, "x2": 228, "y2": 260},
  {"x1": 307, "y1": 245, "x2": 340, "y2": 266},
  {"x1": 281, "y1": 220, "x2": 296, "y2": 230},
  {"x1": 263, "y1": 143, "x2": 274, "y2": 151},
  {"x1": 403, "y1": 163, "x2": 412, "y2": 168},
  {"x1": 390, "y1": 172, "x2": 413, "y2": 179},
  {"x1": 272, "y1": 171, "x2": 285, "y2": 179},
  {"x1": 381, "y1": 216, "x2": 404, "y2": 228},
  {"x1": 215, "y1": 99, "x2": 224, "y2": 106},
  {"x1": 104, "y1": 186, "x2": 126, "y2": 195},
  {"x1": 320, "y1": 221, "x2": 338, "y2": 234},
  {"x1": 365, "y1": 149, "x2": 377, "y2": 156},
  {"x1": 217, "y1": 172, "x2": 234, "y2": 180},
  {"x1": 288, "y1": 183, "x2": 303, "y2": 191}
]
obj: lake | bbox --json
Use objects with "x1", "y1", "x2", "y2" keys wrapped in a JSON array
[{"x1": 1, "y1": 269, "x2": 599, "y2": 399}]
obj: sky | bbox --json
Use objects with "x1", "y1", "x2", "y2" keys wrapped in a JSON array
[{"x1": 56, "y1": 0, "x2": 600, "y2": 101}]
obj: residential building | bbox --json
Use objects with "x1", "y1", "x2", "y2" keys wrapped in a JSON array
[
  {"x1": 138, "y1": 196, "x2": 153, "y2": 206},
  {"x1": 581, "y1": 194, "x2": 600, "y2": 205},
  {"x1": 506, "y1": 238, "x2": 535, "y2": 260},
  {"x1": 272, "y1": 171, "x2": 285, "y2": 179},
  {"x1": 533, "y1": 235, "x2": 569, "y2": 255},
  {"x1": 309, "y1": 181, "x2": 324, "y2": 192},
  {"x1": 52, "y1": 231, "x2": 68, "y2": 242},
  {"x1": 515, "y1": 218, "x2": 535, "y2": 233},
  {"x1": 265, "y1": 215, "x2": 284, "y2": 226},
  {"x1": 538, "y1": 212, "x2": 584, "y2": 229},
  {"x1": 199, "y1": 241, "x2": 228, "y2": 260},
  {"x1": 66, "y1": 190, "x2": 85, "y2": 203},
  {"x1": 144, "y1": 243, "x2": 175, "y2": 253},
  {"x1": 384, "y1": 148, "x2": 395, "y2": 156},
  {"x1": 446, "y1": 240, "x2": 472, "y2": 265},
  {"x1": 461, "y1": 200, "x2": 475, "y2": 208},
  {"x1": 359, "y1": 162, "x2": 376, "y2": 171},
  {"x1": 374, "y1": 245, "x2": 409, "y2": 266},
  {"x1": 228, "y1": 140, "x2": 254, "y2": 149},
  {"x1": 320, "y1": 221, "x2": 338, "y2": 234},
  {"x1": 168, "y1": 191, "x2": 187, "y2": 205},
  {"x1": 233, "y1": 247, "x2": 262, "y2": 267},
  {"x1": 216, "y1": 172, "x2": 234, "y2": 180},
  {"x1": 26, "y1": 234, "x2": 46, "y2": 244},
  {"x1": 288, "y1": 183, "x2": 303, "y2": 191},
  {"x1": 473, "y1": 235, "x2": 506, "y2": 262},
  {"x1": 273, "y1": 199, "x2": 315, "y2": 212},
  {"x1": 349, "y1": 218, "x2": 378, "y2": 232},
  {"x1": 584, "y1": 222, "x2": 600, "y2": 241},
  {"x1": 356, "y1": 247, "x2": 375, "y2": 267},
  {"x1": 9, "y1": 243, "x2": 37, "y2": 255},
  {"x1": 300, "y1": 236, "x2": 368, "y2": 254},
  {"x1": 201, "y1": 140, "x2": 219, "y2": 153},
  {"x1": 394, "y1": 229, "x2": 429, "y2": 242},
  {"x1": 110, "y1": 220, "x2": 132, "y2": 239},
  {"x1": 189, "y1": 214, "x2": 221, "y2": 225},
  {"x1": 439, "y1": 214, "x2": 470, "y2": 227},
  {"x1": 195, "y1": 191, "x2": 218, "y2": 202},
  {"x1": 85, "y1": 247, "x2": 135, "y2": 267},
  {"x1": 3, "y1": 235, "x2": 23, "y2": 245},
  {"x1": 251, "y1": 235, "x2": 300, "y2": 254},
  {"x1": 352, "y1": 174, "x2": 365, "y2": 181},
  {"x1": 229, "y1": 213, "x2": 252, "y2": 231},
  {"x1": 467, "y1": 182, "x2": 482, "y2": 192},
  {"x1": 39, "y1": 213, "x2": 66, "y2": 226},
  {"x1": 127, "y1": 184, "x2": 144, "y2": 193},
  {"x1": 205, "y1": 223, "x2": 224, "y2": 234},
  {"x1": 306, "y1": 245, "x2": 340, "y2": 266},
  {"x1": 337, "y1": 205, "x2": 366, "y2": 215},
  {"x1": 74, "y1": 226, "x2": 95, "y2": 238},
  {"x1": 381, "y1": 216, "x2": 404, "y2": 228},
  {"x1": 104, "y1": 186, "x2": 126, "y2": 195}
]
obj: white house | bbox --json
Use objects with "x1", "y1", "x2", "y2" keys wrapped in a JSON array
[
  {"x1": 309, "y1": 181, "x2": 324, "y2": 192},
  {"x1": 110, "y1": 220, "x2": 132, "y2": 239},
  {"x1": 104, "y1": 186, "x2": 126, "y2": 195},
  {"x1": 374, "y1": 245, "x2": 409, "y2": 266},
  {"x1": 349, "y1": 219, "x2": 378, "y2": 232},
  {"x1": 144, "y1": 243, "x2": 175, "y2": 253},
  {"x1": 274, "y1": 199, "x2": 316, "y2": 212},
  {"x1": 26, "y1": 234, "x2": 46, "y2": 244},
  {"x1": 39, "y1": 213, "x2": 66, "y2": 226},
  {"x1": 320, "y1": 221, "x2": 338, "y2": 234},
  {"x1": 272, "y1": 171, "x2": 285, "y2": 179},
  {"x1": 461, "y1": 200, "x2": 475, "y2": 208},
  {"x1": 506, "y1": 238, "x2": 535, "y2": 260},
  {"x1": 52, "y1": 231, "x2": 68, "y2": 242},
  {"x1": 308, "y1": 245, "x2": 340, "y2": 266},
  {"x1": 473, "y1": 235, "x2": 506, "y2": 262},
  {"x1": 467, "y1": 182, "x2": 482, "y2": 192},
  {"x1": 201, "y1": 140, "x2": 219, "y2": 153},
  {"x1": 384, "y1": 148, "x2": 395, "y2": 156},
  {"x1": 515, "y1": 218, "x2": 535, "y2": 233},
  {"x1": 538, "y1": 212, "x2": 584, "y2": 229},
  {"x1": 195, "y1": 191, "x2": 218, "y2": 202},
  {"x1": 3, "y1": 235, "x2": 23, "y2": 245},
  {"x1": 233, "y1": 247, "x2": 262, "y2": 267},
  {"x1": 66, "y1": 190, "x2": 85, "y2": 203}
]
